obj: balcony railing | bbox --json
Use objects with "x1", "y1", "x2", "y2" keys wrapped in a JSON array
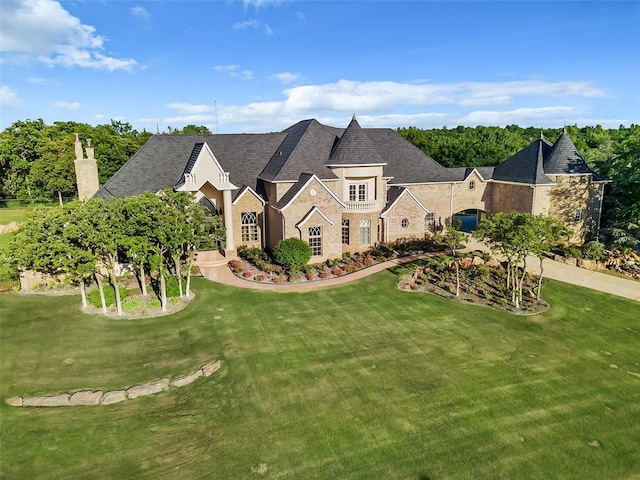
[
  {"x1": 344, "y1": 200, "x2": 380, "y2": 213},
  {"x1": 219, "y1": 172, "x2": 230, "y2": 184}
]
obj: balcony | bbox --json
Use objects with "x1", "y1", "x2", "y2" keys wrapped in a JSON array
[{"x1": 344, "y1": 200, "x2": 380, "y2": 213}]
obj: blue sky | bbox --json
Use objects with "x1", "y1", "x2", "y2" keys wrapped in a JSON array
[{"x1": 1, "y1": 0, "x2": 639, "y2": 133}]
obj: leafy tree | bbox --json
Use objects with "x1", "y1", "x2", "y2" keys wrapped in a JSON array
[
  {"x1": 474, "y1": 212, "x2": 538, "y2": 308},
  {"x1": 529, "y1": 215, "x2": 570, "y2": 300},
  {"x1": 443, "y1": 226, "x2": 466, "y2": 297},
  {"x1": 171, "y1": 124, "x2": 212, "y2": 135}
]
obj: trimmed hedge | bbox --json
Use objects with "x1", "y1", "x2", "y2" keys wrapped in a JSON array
[{"x1": 272, "y1": 238, "x2": 312, "y2": 270}]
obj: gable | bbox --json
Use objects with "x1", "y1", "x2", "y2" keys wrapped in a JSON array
[
  {"x1": 274, "y1": 174, "x2": 346, "y2": 211},
  {"x1": 381, "y1": 187, "x2": 430, "y2": 218},
  {"x1": 175, "y1": 142, "x2": 238, "y2": 192},
  {"x1": 296, "y1": 206, "x2": 335, "y2": 228}
]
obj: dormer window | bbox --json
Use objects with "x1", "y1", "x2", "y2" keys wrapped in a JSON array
[
  {"x1": 349, "y1": 183, "x2": 367, "y2": 202},
  {"x1": 469, "y1": 180, "x2": 475, "y2": 190}
]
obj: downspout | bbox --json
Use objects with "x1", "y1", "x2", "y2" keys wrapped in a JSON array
[
  {"x1": 596, "y1": 182, "x2": 606, "y2": 241},
  {"x1": 530, "y1": 185, "x2": 536, "y2": 214},
  {"x1": 262, "y1": 203, "x2": 267, "y2": 248},
  {"x1": 449, "y1": 183, "x2": 454, "y2": 222}
]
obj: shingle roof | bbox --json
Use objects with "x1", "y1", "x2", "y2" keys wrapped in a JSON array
[
  {"x1": 273, "y1": 173, "x2": 314, "y2": 210},
  {"x1": 95, "y1": 133, "x2": 286, "y2": 200},
  {"x1": 544, "y1": 131, "x2": 593, "y2": 175},
  {"x1": 328, "y1": 116, "x2": 385, "y2": 166},
  {"x1": 364, "y1": 128, "x2": 463, "y2": 183},
  {"x1": 492, "y1": 139, "x2": 554, "y2": 184},
  {"x1": 260, "y1": 120, "x2": 338, "y2": 182}
]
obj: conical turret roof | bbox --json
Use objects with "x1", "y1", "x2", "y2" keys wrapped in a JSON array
[{"x1": 328, "y1": 116, "x2": 385, "y2": 165}]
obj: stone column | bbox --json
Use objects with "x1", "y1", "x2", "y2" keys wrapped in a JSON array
[{"x1": 222, "y1": 189, "x2": 235, "y2": 255}]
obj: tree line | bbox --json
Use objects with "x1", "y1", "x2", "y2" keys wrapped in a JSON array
[
  {"x1": 397, "y1": 124, "x2": 640, "y2": 251},
  {"x1": 4, "y1": 191, "x2": 225, "y2": 315},
  {"x1": 0, "y1": 119, "x2": 212, "y2": 202}
]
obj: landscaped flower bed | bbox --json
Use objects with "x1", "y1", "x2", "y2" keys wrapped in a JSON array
[
  {"x1": 398, "y1": 254, "x2": 549, "y2": 314},
  {"x1": 230, "y1": 237, "x2": 449, "y2": 284}
]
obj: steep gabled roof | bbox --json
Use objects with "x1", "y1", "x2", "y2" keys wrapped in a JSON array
[
  {"x1": 327, "y1": 116, "x2": 385, "y2": 166},
  {"x1": 545, "y1": 130, "x2": 593, "y2": 175},
  {"x1": 492, "y1": 138, "x2": 554, "y2": 185},
  {"x1": 259, "y1": 120, "x2": 338, "y2": 182}
]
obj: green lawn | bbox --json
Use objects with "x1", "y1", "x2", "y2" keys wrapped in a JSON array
[
  {"x1": 0, "y1": 209, "x2": 25, "y2": 226},
  {"x1": 1, "y1": 269, "x2": 639, "y2": 479}
]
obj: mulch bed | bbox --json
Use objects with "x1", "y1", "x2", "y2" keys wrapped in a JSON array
[{"x1": 398, "y1": 257, "x2": 550, "y2": 315}]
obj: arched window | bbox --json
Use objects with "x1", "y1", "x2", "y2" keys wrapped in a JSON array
[
  {"x1": 469, "y1": 180, "x2": 476, "y2": 190},
  {"x1": 241, "y1": 212, "x2": 259, "y2": 242},
  {"x1": 401, "y1": 218, "x2": 409, "y2": 229}
]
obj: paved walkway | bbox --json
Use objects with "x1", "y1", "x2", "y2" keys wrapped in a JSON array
[{"x1": 200, "y1": 243, "x2": 640, "y2": 302}]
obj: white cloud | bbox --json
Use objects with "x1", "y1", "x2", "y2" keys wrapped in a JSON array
[
  {"x1": 52, "y1": 100, "x2": 80, "y2": 109},
  {"x1": 264, "y1": 24, "x2": 273, "y2": 35},
  {"x1": 93, "y1": 113, "x2": 106, "y2": 120},
  {"x1": 213, "y1": 64, "x2": 253, "y2": 80},
  {"x1": 131, "y1": 6, "x2": 150, "y2": 20},
  {"x1": 0, "y1": 0, "x2": 138, "y2": 72},
  {"x1": 0, "y1": 86, "x2": 21, "y2": 106},
  {"x1": 243, "y1": 0, "x2": 285, "y2": 8},
  {"x1": 163, "y1": 114, "x2": 216, "y2": 124},
  {"x1": 26, "y1": 76, "x2": 49, "y2": 84},
  {"x1": 234, "y1": 19, "x2": 259, "y2": 29},
  {"x1": 269, "y1": 72, "x2": 302, "y2": 84},
  {"x1": 166, "y1": 103, "x2": 212, "y2": 114},
  {"x1": 459, "y1": 106, "x2": 578, "y2": 126}
]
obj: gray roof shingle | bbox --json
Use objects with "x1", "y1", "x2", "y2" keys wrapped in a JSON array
[
  {"x1": 492, "y1": 139, "x2": 554, "y2": 184},
  {"x1": 544, "y1": 131, "x2": 593, "y2": 175},
  {"x1": 328, "y1": 116, "x2": 385, "y2": 166}
]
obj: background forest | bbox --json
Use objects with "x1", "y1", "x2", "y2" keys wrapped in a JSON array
[{"x1": 1, "y1": 120, "x2": 638, "y2": 249}]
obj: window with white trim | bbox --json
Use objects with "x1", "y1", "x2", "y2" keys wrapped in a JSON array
[
  {"x1": 241, "y1": 212, "x2": 259, "y2": 242},
  {"x1": 309, "y1": 226, "x2": 322, "y2": 256},
  {"x1": 401, "y1": 218, "x2": 409, "y2": 229},
  {"x1": 575, "y1": 208, "x2": 583, "y2": 223},
  {"x1": 349, "y1": 183, "x2": 367, "y2": 202},
  {"x1": 342, "y1": 219, "x2": 350, "y2": 244},
  {"x1": 425, "y1": 212, "x2": 435, "y2": 232},
  {"x1": 359, "y1": 219, "x2": 371, "y2": 244},
  {"x1": 469, "y1": 180, "x2": 475, "y2": 190}
]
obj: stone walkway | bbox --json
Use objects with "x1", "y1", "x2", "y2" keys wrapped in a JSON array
[{"x1": 200, "y1": 244, "x2": 640, "y2": 302}]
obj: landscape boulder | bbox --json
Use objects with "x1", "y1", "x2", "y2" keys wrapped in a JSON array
[
  {"x1": 171, "y1": 369, "x2": 203, "y2": 388},
  {"x1": 126, "y1": 384, "x2": 156, "y2": 399},
  {"x1": 6, "y1": 396, "x2": 23, "y2": 407},
  {"x1": 471, "y1": 256, "x2": 485, "y2": 266},
  {"x1": 201, "y1": 360, "x2": 221, "y2": 377},
  {"x1": 100, "y1": 390, "x2": 128, "y2": 405},
  {"x1": 70, "y1": 390, "x2": 103, "y2": 406}
]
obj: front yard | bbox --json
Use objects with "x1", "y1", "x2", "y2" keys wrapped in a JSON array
[{"x1": 1, "y1": 269, "x2": 639, "y2": 479}]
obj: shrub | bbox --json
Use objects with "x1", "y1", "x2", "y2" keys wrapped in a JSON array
[
  {"x1": 243, "y1": 271, "x2": 253, "y2": 278},
  {"x1": 319, "y1": 270, "x2": 331, "y2": 279},
  {"x1": 273, "y1": 238, "x2": 312, "y2": 269},
  {"x1": 255, "y1": 274, "x2": 267, "y2": 282},
  {"x1": 289, "y1": 273, "x2": 302, "y2": 282},
  {"x1": 148, "y1": 298, "x2": 161, "y2": 309},
  {"x1": 272, "y1": 275, "x2": 285, "y2": 283},
  {"x1": 122, "y1": 296, "x2": 141, "y2": 313},
  {"x1": 582, "y1": 241, "x2": 606, "y2": 261},
  {"x1": 332, "y1": 268, "x2": 344, "y2": 276},
  {"x1": 237, "y1": 245, "x2": 266, "y2": 263},
  {"x1": 305, "y1": 273, "x2": 315, "y2": 281},
  {"x1": 363, "y1": 256, "x2": 375, "y2": 266},
  {"x1": 228, "y1": 259, "x2": 244, "y2": 273},
  {"x1": 88, "y1": 285, "x2": 129, "y2": 308}
]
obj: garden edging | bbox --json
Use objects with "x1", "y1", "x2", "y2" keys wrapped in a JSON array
[{"x1": 6, "y1": 360, "x2": 221, "y2": 408}]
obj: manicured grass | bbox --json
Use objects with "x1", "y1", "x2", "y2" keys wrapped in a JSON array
[
  {"x1": 1, "y1": 268, "x2": 639, "y2": 479},
  {"x1": 0, "y1": 209, "x2": 25, "y2": 226}
]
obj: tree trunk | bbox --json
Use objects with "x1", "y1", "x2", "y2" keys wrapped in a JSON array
[
  {"x1": 139, "y1": 263, "x2": 148, "y2": 297},
  {"x1": 80, "y1": 278, "x2": 88, "y2": 308},
  {"x1": 517, "y1": 259, "x2": 527, "y2": 308},
  {"x1": 455, "y1": 260, "x2": 460, "y2": 297},
  {"x1": 58, "y1": 190, "x2": 63, "y2": 206},
  {"x1": 536, "y1": 257, "x2": 544, "y2": 301},
  {"x1": 173, "y1": 254, "x2": 183, "y2": 298},
  {"x1": 95, "y1": 273, "x2": 107, "y2": 314},
  {"x1": 160, "y1": 268, "x2": 167, "y2": 312},
  {"x1": 108, "y1": 253, "x2": 123, "y2": 316},
  {"x1": 185, "y1": 256, "x2": 193, "y2": 297}
]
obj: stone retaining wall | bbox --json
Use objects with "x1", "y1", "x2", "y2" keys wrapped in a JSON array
[{"x1": 6, "y1": 360, "x2": 221, "y2": 408}]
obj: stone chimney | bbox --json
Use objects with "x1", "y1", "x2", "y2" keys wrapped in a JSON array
[{"x1": 74, "y1": 134, "x2": 100, "y2": 200}]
